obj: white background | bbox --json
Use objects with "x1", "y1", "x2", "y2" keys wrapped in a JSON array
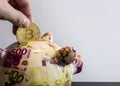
[{"x1": 0, "y1": 0, "x2": 120, "y2": 82}]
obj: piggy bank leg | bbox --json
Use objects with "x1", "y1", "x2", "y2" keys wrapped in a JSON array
[{"x1": 72, "y1": 55, "x2": 83, "y2": 74}]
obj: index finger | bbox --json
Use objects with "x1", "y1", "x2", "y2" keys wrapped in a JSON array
[{"x1": 15, "y1": 0, "x2": 32, "y2": 21}]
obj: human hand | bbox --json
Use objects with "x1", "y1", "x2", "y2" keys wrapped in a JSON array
[{"x1": 0, "y1": 0, "x2": 32, "y2": 34}]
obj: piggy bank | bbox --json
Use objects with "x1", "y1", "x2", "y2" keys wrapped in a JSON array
[{"x1": 0, "y1": 32, "x2": 83, "y2": 86}]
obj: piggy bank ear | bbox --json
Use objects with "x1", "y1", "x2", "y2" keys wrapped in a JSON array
[
  {"x1": 5, "y1": 42, "x2": 19, "y2": 50},
  {"x1": 55, "y1": 46, "x2": 76, "y2": 67},
  {"x1": 0, "y1": 49, "x2": 6, "y2": 59},
  {"x1": 41, "y1": 32, "x2": 53, "y2": 42},
  {"x1": 72, "y1": 55, "x2": 83, "y2": 74},
  {"x1": 0, "y1": 49, "x2": 6, "y2": 66}
]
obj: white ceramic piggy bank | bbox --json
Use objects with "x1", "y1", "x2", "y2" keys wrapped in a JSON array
[{"x1": 0, "y1": 32, "x2": 83, "y2": 86}]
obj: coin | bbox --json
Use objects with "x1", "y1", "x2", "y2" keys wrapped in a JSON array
[{"x1": 16, "y1": 23, "x2": 40, "y2": 46}]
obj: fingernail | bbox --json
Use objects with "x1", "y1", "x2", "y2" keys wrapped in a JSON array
[{"x1": 23, "y1": 18, "x2": 30, "y2": 27}]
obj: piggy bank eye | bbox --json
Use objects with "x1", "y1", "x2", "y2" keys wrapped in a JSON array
[{"x1": 21, "y1": 60, "x2": 28, "y2": 66}]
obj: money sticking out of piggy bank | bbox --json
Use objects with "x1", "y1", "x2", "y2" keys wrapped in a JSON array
[{"x1": 0, "y1": 23, "x2": 83, "y2": 86}]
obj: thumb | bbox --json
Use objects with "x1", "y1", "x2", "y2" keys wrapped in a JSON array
[{"x1": 4, "y1": 3, "x2": 30, "y2": 27}]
